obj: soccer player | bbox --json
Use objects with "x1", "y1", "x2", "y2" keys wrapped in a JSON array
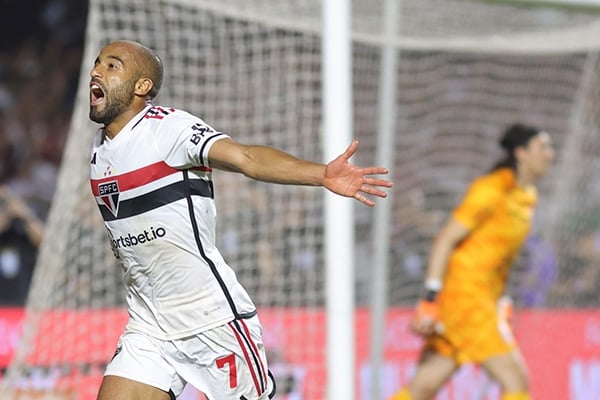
[
  {"x1": 389, "y1": 123, "x2": 554, "y2": 400},
  {"x1": 88, "y1": 40, "x2": 392, "y2": 400}
]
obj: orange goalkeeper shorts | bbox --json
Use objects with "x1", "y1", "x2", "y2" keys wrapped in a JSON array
[{"x1": 424, "y1": 288, "x2": 516, "y2": 365}]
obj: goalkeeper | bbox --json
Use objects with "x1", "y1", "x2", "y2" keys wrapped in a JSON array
[
  {"x1": 389, "y1": 123, "x2": 554, "y2": 400},
  {"x1": 87, "y1": 40, "x2": 392, "y2": 400}
]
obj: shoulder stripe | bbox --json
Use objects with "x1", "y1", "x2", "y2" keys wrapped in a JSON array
[
  {"x1": 199, "y1": 133, "x2": 228, "y2": 165},
  {"x1": 90, "y1": 161, "x2": 211, "y2": 196}
]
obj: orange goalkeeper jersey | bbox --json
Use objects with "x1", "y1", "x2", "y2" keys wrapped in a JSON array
[
  {"x1": 446, "y1": 167, "x2": 536, "y2": 300},
  {"x1": 427, "y1": 167, "x2": 537, "y2": 363}
]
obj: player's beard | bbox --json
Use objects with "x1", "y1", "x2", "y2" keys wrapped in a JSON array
[{"x1": 89, "y1": 78, "x2": 137, "y2": 125}]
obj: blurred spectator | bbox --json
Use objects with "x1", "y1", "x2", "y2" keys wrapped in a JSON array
[
  {"x1": 0, "y1": 0, "x2": 87, "y2": 303},
  {"x1": 548, "y1": 210, "x2": 600, "y2": 307},
  {"x1": 0, "y1": 185, "x2": 43, "y2": 305},
  {"x1": 514, "y1": 234, "x2": 558, "y2": 308},
  {"x1": 265, "y1": 347, "x2": 306, "y2": 400}
]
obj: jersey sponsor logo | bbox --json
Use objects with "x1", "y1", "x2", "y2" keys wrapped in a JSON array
[
  {"x1": 111, "y1": 226, "x2": 167, "y2": 249},
  {"x1": 98, "y1": 180, "x2": 120, "y2": 217}
]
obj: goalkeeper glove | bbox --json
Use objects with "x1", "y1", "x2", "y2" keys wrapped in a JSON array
[
  {"x1": 411, "y1": 299, "x2": 444, "y2": 336},
  {"x1": 410, "y1": 283, "x2": 444, "y2": 336}
]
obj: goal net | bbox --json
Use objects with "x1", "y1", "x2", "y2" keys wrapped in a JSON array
[{"x1": 2, "y1": 0, "x2": 600, "y2": 399}]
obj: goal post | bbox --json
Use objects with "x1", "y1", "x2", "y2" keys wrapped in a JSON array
[
  {"x1": 3, "y1": 1, "x2": 600, "y2": 399},
  {"x1": 322, "y1": 1, "x2": 355, "y2": 400}
]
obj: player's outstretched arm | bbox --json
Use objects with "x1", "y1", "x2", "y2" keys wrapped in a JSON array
[
  {"x1": 207, "y1": 138, "x2": 392, "y2": 206},
  {"x1": 410, "y1": 218, "x2": 469, "y2": 336}
]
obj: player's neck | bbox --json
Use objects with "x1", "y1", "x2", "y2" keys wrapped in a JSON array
[
  {"x1": 105, "y1": 104, "x2": 149, "y2": 139},
  {"x1": 515, "y1": 169, "x2": 535, "y2": 189}
]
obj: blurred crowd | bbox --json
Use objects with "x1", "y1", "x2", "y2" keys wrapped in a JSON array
[
  {"x1": 0, "y1": 0, "x2": 597, "y2": 310},
  {"x1": 0, "y1": 0, "x2": 87, "y2": 304}
]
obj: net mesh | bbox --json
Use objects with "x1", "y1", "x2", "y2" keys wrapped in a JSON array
[{"x1": 2, "y1": 0, "x2": 600, "y2": 399}]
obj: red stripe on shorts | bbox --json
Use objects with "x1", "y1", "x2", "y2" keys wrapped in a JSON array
[
  {"x1": 229, "y1": 321, "x2": 262, "y2": 396},
  {"x1": 239, "y1": 319, "x2": 267, "y2": 385}
]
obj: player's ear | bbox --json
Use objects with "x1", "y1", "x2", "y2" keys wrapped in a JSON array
[
  {"x1": 135, "y1": 78, "x2": 154, "y2": 97},
  {"x1": 514, "y1": 145, "x2": 527, "y2": 162}
]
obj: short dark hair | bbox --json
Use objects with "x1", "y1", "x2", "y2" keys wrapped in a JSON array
[
  {"x1": 138, "y1": 44, "x2": 163, "y2": 99},
  {"x1": 492, "y1": 123, "x2": 541, "y2": 171}
]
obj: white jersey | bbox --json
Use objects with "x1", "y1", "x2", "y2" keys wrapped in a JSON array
[{"x1": 90, "y1": 105, "x2": 257, "y2": 340}]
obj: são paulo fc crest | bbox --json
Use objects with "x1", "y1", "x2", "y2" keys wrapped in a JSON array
[{"x1": 98, "y1": 180, "x2": 120, "y2": 217}]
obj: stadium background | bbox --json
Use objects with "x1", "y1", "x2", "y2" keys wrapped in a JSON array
[{"x1": 0, "y1": 0, "x2": 599, "y2": 399}]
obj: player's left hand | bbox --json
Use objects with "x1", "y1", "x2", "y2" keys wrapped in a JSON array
[{"x1": 323, "y1": 140, "x2": 393, "y2": 207}]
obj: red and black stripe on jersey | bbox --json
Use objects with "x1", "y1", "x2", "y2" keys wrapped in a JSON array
[{"x1": 91, "y1": 161, "x2": 213, "y2": 221}]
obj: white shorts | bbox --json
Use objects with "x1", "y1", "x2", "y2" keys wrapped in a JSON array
[{"x1": 105, "y1": 316, "x2": 275, "y2": 400}]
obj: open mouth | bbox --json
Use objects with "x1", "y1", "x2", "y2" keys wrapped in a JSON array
[{"x1": 90, "y1": 82, "x2": 105, "y2": 106}]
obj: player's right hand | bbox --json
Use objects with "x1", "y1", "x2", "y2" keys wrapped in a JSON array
[{"x1": 410, "y1": 300, "x2": 444, "y2": 337}]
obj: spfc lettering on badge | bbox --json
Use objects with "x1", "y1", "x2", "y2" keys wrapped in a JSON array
[{"x1": 99, "y1": 180, "x2": 120, "y2": 217}]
